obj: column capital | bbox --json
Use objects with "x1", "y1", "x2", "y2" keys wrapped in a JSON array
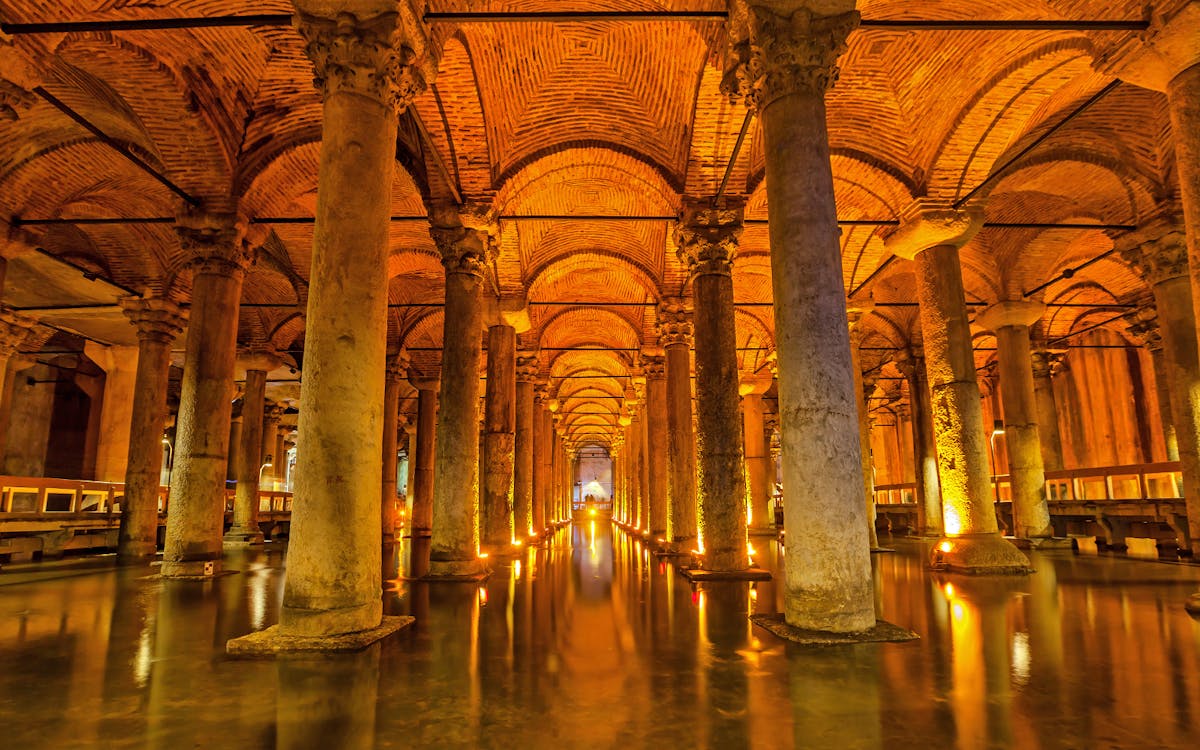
[
  {"x1": 176, "y1": 210, "x2": 255, "y2": 277},
  {"x1": 656, "y1": 300, "x2": 694, "y2": 347},
  {"x1": 1030, "y1": 348, "x2": 1068, "y2": 378},
  {"x1": 237, "y1": 345, "x2": 283, "y2": 374},
  {"x1": 387, "y1": 347, "x2": 410, "y2": 383},
  {"x1": 516, "y1": 351, "x2": 540, "y2": 382},
  {"x1": 894, "y1": 346, "x2": 925, "y2": 380},
  {"x1": 0, "y1": 306, "x2": 36, "y2": 357},
  {"x1": 1094, "y1": 1, "x2": 1200, "y2": 92},
  {"x1": 263, "y1": 401, "x2": 286, "y2": 421},
  {"x1": 975, "y1": 300, "x2": 1046, "y2": 333},
  {"x1": 884, "y1": 200, "x2": 985, "y2": 260},
  {"x1": 722, "y1": 4, "x2": 859, "y2": 111},
  {"x1": 674, "y1": 196, "x2": 744, "y2": 277},
  {"x1": 1119, "y1": 220, "x2": 1189, "y2": 286},
  {"x1": 430, "y1": 224, "x2": 494, "y2": 277},
  {"x1": 294, "y1": 4, "x2": 434, "y2": 112},
  {"x1": 642, "y1": 354, "x2": 666, "y2": 380},
  {"x1": 119, "y1": 296, "x2": 187, "y2": 345},
  {"x1": 1126, "y1": 307, "x2": 1165, "y2": 353}
]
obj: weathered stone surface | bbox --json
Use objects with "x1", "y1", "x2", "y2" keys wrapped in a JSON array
[{"x1": 226, "y1": 615, "x2": 414, "y2": 656}]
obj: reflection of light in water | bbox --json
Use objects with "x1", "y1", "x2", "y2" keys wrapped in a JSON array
[
  {"x1": 249, "y1": 571, "x2": 268, "y2": 631},
  {"x1": 589, "y1": 520, "x2": 596, "y2": 559},
  {"x1": 513, "y1": 560, "x2": 521, "y2": 580},
  {"x1": 478, "y1": 586, "x2": 488, "y2": 607},
  {"x1": 1011, "y1": 631, "x2": 1030, "y2": 686},
  {"x1": 134, "y1": 619, "x2": 153, "y2": 688}
]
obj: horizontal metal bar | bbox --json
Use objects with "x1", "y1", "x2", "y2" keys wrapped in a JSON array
[
  {"x1": 858, "y1": 19, "x2": 1147, "y2": 31},
  {"x1": 424, "y1": 11, "x2": 727, "y2": 23},
  {"x1": 1, "y1": 14, "x2": 292, "y2": 35}
]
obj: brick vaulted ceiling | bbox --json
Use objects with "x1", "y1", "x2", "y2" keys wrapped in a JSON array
[{"x1": 0, "y1": 0, "x2": 1188, "y2": 448}]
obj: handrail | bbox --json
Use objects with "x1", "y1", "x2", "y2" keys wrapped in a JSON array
[{"x1": 0, "y1": 475, "x2": 292, "y2": 518}]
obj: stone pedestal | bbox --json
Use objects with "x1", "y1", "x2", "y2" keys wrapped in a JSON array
[
  {"x1": 85, "y1": 343, "x2": 140, "y2": 483},
  {"x1": 675, "y1": 198, "x2": 748, "y2": 572},
  {"x1": 658, "y1": 302, "x2": 697, "y2": 549},
  {"x1": 644, "y1": 356, "x2": 669, "y2": 538},
  {"x1": 1121, "y1": 225, "x2": 1200, "y2": 554},
  {"x1": 977, "y1": 302, "x2": 1053, "y2": 540},
  {"x1": 514, "y1": 353, "x2": 538, "y2": 538},
  {"x1": 117, "y1": 297, "x2": 186, "y2": 563},
  {"x1": 225, "y1": 350, "x2": 280, "y2": 546},
  {"x1": 163, "y1": 213, "x2": 250, "y2": 579},
  {"x1": 721, "y1": 6, "x2": 876, "y2": 624},
  {"x1": 481, "y1": 324, "x2": 516, "y2": 553},
  {"x1": 885, "y1": 202, "x2": 1029, "y2": 574},
  {"x1": 898, "y1": 348, "x2": 942, "y2": 535},
  {"x1": 426, "y1": 222, "x2": 492, "y2": 580},
  {"x1": 258, "y1": 6, "x2": 433, "y2": 645}
]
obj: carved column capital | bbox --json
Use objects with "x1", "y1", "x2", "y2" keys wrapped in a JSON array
[
  {"x1": 674, "y1": 197, "x2": 744, "y2": 277},
  {"x1": 1126, "y1": 307, "x2": 1164, "y2": 353},
  {"x1": 1120, "y1": 222, "x2": 1189, "y2": 286},
  {"x1": 295, "y1": 7, "x2": 434, "y2": 112},
  {"x1": 430, "y1": 225, "x2": 493, "y2": 278},
  {"x1": 1030, "y1": 348, "x2": 1068, "y2": 379},
  {"x1": 516, "y1": 351, "x2": 540, "y2": 383},
  {"x1": 722, "y1": 4, "x2": 859, "y2": 111},
  {"x1": 884, "y1": 200, "x2": 985, "y2": 259},
  {"x1": 0, "y1": 306, "x2": 36, "y2": 357},
  {"x1": 176, "y1": 210, "x2": 254, "y2": 277},
  {"x1": 656, "y1": 301, "x2": 694, "y2": 347},
  {"x1": 642, "y1": 354, "x2": 666, "y2": 380},
  {"x1": 386, "y1": 348, "x2": 410, "y2": 384}
]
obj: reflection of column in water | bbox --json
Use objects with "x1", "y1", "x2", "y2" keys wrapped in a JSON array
[
  {"x1": 788, "y1": 639, "x2": 883, "y2": 750},
  {"x1": 477, "y1": 562, "x2": 516, "y2": 737},
  {"x1": 703, "y1": 583, "x2": 752, "y2": 749},
  {"x1": 64, "y1": 573, "x2": 115, "y2": 747},
  {"x1": 419, "y1": 584, "x2": 481, "y2": 746},
  {"x1": 942, "y1": 577, "x2": 1019, "y2": 750},
  {"x1": 147, "y1": 580, "x2": 222, "y2": 749},
  {"x1": 103, "y1": 570, "x2": 156, "y2": 737},
  {"x1": 276, "y1": 647, "x2": 380, "y2": 750}
]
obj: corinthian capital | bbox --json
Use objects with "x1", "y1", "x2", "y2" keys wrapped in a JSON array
[
  {"x1": 722, "y1": 4, "x2": 859, "y2": 111},
  {"x1": 674, "y1": 197, "x2": 744, "y2": 277},
  {"x1": 656, "y1": 300, "x2": 694, "y2": 347},
  {"x1": 176, "y1": 210, "x2": 255, "y2": 277},
  {"x1": 1119, "y1": 220, "x2": 1189, "y2": 287},
  {"x1": 295, "y1": 5, "x2": 434, "y2": 112},
  {"x1": 430, "y1": 225, "x2": 494, "y2": 277}
]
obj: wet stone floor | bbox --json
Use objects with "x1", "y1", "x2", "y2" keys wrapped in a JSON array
[{"x1": 1, "y1": 521, "x2": 1199, "y2": 749}]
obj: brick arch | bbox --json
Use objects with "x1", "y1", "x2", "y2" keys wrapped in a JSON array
[
  {"x1": 984, "y1": 149, "x2": 1163, "y2": 223},
  {"x1": 537, "y1": 307, "x2": 643, "y2": 351}
]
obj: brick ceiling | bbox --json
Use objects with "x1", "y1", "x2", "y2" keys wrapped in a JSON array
[{"x1": 0, "y1": 0, "x2": 1186, "y2": 447}]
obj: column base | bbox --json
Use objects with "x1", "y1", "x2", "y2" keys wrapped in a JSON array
[
  {"x1": 226, "y1": 615, "x2": 414, "y2": 656},
  {"x1": 680, "y1": 566, "x2": 772, "y2": 582},
  {"x1": 160, "y1": 558, "x2": 223, "y2": 579},
  {"x1": 750, "y1": 613, "x2": 919, "y2": 644},
  {"x1": 655, "y1": 537, "x2": 698, "y2": 557},
  {"x1": 421, "y1": 557, "x2": 491, "y2": 582},
  {"x1": 223, "y1": 527, "x2": 265, "y2": 547},
  {"x1": 748, "y1": 525, "x2": 778, "y2": 537},
  {"x1": 1009, "y1": 535, "x2": 1075, "y2": 550},
  {"x1": 929, "y1": 534, "x2": 1032, "y2": 575}
]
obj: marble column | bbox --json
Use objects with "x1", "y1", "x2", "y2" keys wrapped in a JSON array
[
  {"x1": 674, "y1": 198, "x2": 748, "y2": 572},
  {"x1": 85, "y1": 343, "x2": 140, "y2": 483},
  {"x1": 427, "y1": 221, "x2": 491, "y2": 577},
  {"x1": 723, "y1": 6, "x2": 873, "y2": 622},
  {"x1": 1029, "y1": 348, "x2": 1068, "y2": 470},
  {"x1": 897, "y1": 347, "x2": 943, "y2": 535},
  {"x1": 381, "y1": 353, "x2": 407, "y2": 542},
  {"x1": 0, "y1": 233, "x2": 36, "y2": 466},
  {"x1": 226, "y1": 349, "x2": 281, "y2": 545},
  {"x1": 260, "y1": 403, "x2": 284, "y2": 487},
  {"x1": 410, "y1": 380, "x2": 438, "y2": 537},
  {"x1": 643, "y1": 356, "x2": 669, "y2": 538},
  {"x1": 514, "y1": 352, "x2": 538, "y2": 538},
  {"x1": 1121, "y1": 224, "x2": 1200, "y2": 554},
  {"x1": 117, "y1": 297, "x2": 186, "y2": 563},
  {"x1": 978, "y1": 302, "x2": 1054, "y2": 540},
  {"x1": 741, "y1": 387, "x2": 773, "y2": 536},
  {"x1": 1127, "y1": 313, "x2": 1179, "y2": 461},
  {"x1": 162, "y1": 213, "x2": 250, "y2": 579},
  {"x1": 533, "y1": 389, "x2": 550, "y2": 534},
  {"x1": 226, "y1": 412, "x2": 243, "y2": 482},
  {"x1": 885, "y1": 202, "x2": 1029, "y2": 573},
  {"x1": 629, "y1": 406, "x2": 645, "y2": 531},
  {"x1": 657, "y1": 301, "x2": 698, "y2": 548},
  {"x1": 481, "y1": 324, "x2": 516, "y2": 553},
  {"x1": 848, "y1": 313, "x2": 880, "y2": 549},
  {"x1": 270, "y1": 5, "x2": 430, "y2": 640}
]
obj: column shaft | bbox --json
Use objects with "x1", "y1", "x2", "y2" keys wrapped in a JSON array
[
  {"x1": 905, "y1": 355, "x2": 943, "y2": 535},
  {"x1": 1153, "y1": 276, "x2": 1200, "y2": 554},
  {"x1": 994, "y1": 324, "x2": 1052, "y2": 538},
  {"x1": 1031, "y1": 352, "x2": 1067, "y2": 470},
  {"x1": 481, "y1": 325, "x2": 516, "y2": 551},
  {"x1": 381, "y1": 371, "x2": 402, "y2": 541},
  {"x1": 227, "y1": 368, "x2": 266, "y2": 544},
  {"x1": 743, "y1": 393, "x2": 772, "y2": 535},
  {"x1": 645, "y1": 367, "x2": 669, "y2": 537},
  {"x1": 91, "y1": 345, "x2": 139, "y2": 482},
  {"x1": 663, "y1": 339, "x2": 697, "y2": 545},
  {"x1": 411, "y1": 387, "x2": 436, "y2": 535},
  {"x1": 514, "y1": 373, "x2": 535, "y2": 537}
]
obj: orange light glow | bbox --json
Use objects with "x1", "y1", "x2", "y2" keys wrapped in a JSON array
[
  {"x1": 938, "y1": 541, "x2": 954, "y2": 554},
  {"x1": 943, "y1": 582, "x2": 956, "y2": 598},
  {"x1": 588, "y1": 508, "x2": 596, "y2": 517},
  {"x1": 478, "y1": 552, "x2": 490, "y2": 559},
  {"x1": 478, "y1": 587, "x2": 488, "y2": 606}
]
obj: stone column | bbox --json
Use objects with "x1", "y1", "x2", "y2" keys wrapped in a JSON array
[
  {"x1": 629, "y1": 406, "x2": 645, "y2": 531},
  {"x1": 741, "y1": 386, "x2": 773, "y2": 536},
  {"x1": 85, "y1": 343, "x2": 140, "y2": 482},
  {"x1": 1029, "y1": 348, "x2": 1068, "y2": 470},
  {"x1": 162, "y1": 213, "x2": 251, "y2": 579},
  {"x1": 409, "y1": 379, "x2": 438, "y2": 537},
  {"x1": 117, "y1": 297, "x2": 186, "y2": 563},
  {"x1": 657, "y1": 301, "x2": 698, "y2": 549},
  {"x1": 427, "y1": 221, "x2": 492, "y2": 578},
  {"x1": 226, "y1": 412, "x2": 243, "y2": 482},
  {"x1": 885, "y1": 202, "x2": 1029, "y2": 573},
  {"x1": 1127, "y1": 313, "x2": 1179, "y2": 461},
  {"x1": 514, "y1": 352, "x2": 538, "y2": 538},
  {"x1": 381, "y1": 353, "x2": 406, "y2": 542},
  {"x1": 481, "y1": 324, "x2": 516, "y2": 553},
  {"x1": 674, "y1": 198, "x2": 748, "y2": 572},
  {"x1": 847, "y1": 312, "x2": 880, "y2": 549},
  {"x1": 533, "y1": 388, "x2": 550, "y2": 534},
  {"x1": 226, "y1": 348, "x2": 281, "y2": 545},
  {"x1": 260, "y1": 403, "x2": 283, "y2": 487},
  {"x1": 978, "y1": 302, "x2": 1054, "y2": 540},
  {"x1": 897, "y1": 347, "x2": 943, "y2": 535},
  {"x1": 724, "y1": 7, "x2": 884, "y2": 625},
  {"x1": 266, "y1": 5, "x2": 431, "y2": 642},
  {"x1": 642, "y1": 355, "x2": 669, "y2": 538},
  {"x1": 1121, "y1": 224, "x2": 1200, "y2": 554}
]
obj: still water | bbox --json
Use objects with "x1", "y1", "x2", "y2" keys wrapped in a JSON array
[{"x1": 1, "y1": 522, "x2": 1198, "y2": 749}]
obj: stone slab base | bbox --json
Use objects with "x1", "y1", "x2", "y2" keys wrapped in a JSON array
[
  {"x1": 1010, "y1": 536, "x2": 1076, "y2": 551},
  {"x1": 222, "y1": 534, "x2": 265, "y2": 547},
  {"x1": 144, "y1": 570, "x2": 238, "y2": 582},
  {"x1": 679, "y1": 567, "x2": 772, "y2": 582},
  {"x1": 420, "y1": 558, "x2": 491, "y2": 582},
  {"x1": 870, "y1": 547, "x2": 896, "y2": 554},
  {"x1": 750, "y1": 613, "x2": 919, "y2": 645},
  {"x1": 747, "y1": 527, "x2": 778, "y2": 537},
  {"x1": 929, "y1": 534, "x2": 1033, "y2": 575},
  {"x1": 1185, "y1": 593, "x2": 1200, "y2": 617},
  {"x1": 226, "y1": 616, "x2": 414, "y2": 656}
]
